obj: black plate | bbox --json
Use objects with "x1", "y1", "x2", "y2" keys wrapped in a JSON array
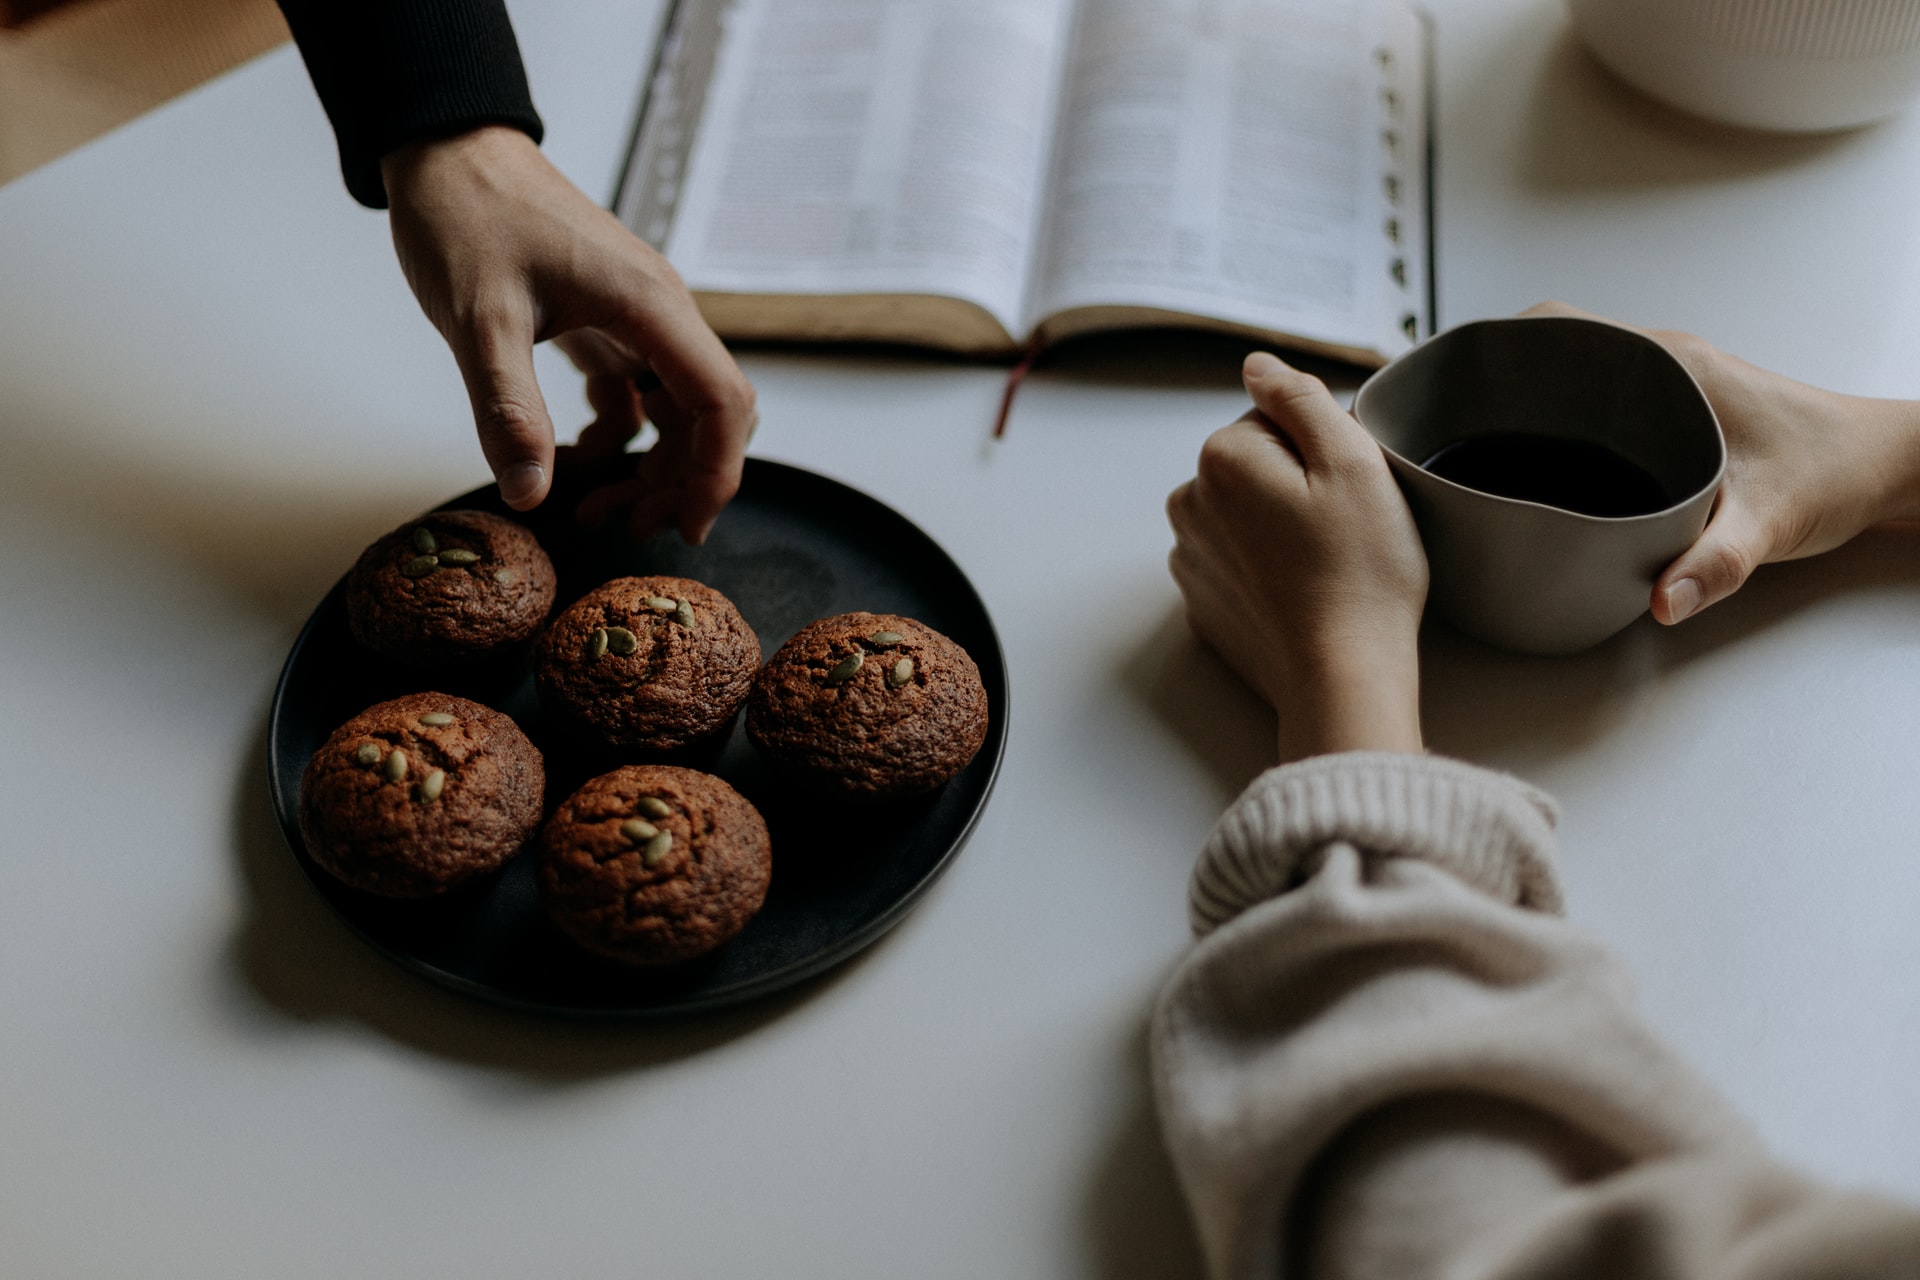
[{"x1": 266, "y1": 458, "x2": 1008, "y2": 1018}]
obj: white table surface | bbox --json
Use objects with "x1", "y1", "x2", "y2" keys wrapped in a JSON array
[{"x1": 6, "y1": 1, "x2": 1920, "y2": 1275}]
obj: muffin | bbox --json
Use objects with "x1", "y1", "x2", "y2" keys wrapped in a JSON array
[
  {"x1": 534, "y1": 576, "x2": 760, "y2": 753},
  {"x1": 539, "y1": 765, "x2": 772, "y2": 965},
  {"x1": 299, "y1": 693, "x2": 544, "y2": 897},
  {"x1": 746, "y1": 612, "x2": 989, "y2": 797},
  {"x1": 345, "y1": 510, "x2": 557, "y2": 665}
]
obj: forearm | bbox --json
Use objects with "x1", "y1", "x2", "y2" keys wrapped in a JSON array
[
  {"x1": 1746, "y1": 375, "x2": 1920, "y2": 534},
  {"x1": 1276, "y1": 637, "x2": 1423, "y2": 763},
  {"x1": 1862, "y1": 395, "x2": 1920, "y2": 525},
  {"x1": 1154, "y1": 753, "x2": 1920, "y2": 1279}
]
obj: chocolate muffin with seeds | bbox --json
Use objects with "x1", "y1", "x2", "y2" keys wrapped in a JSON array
[
  {"x1": 346, "y1": 509, "x2": 557, "y2": 665},
  {"x1": 539, "y1": 765, "x2": 772, "y2": 965},
  {"x1": 746, "y1": 612, "x2": 988, "y2": 798},
  {"x1": 299, "y1": 693, "x2": 544, "y2": 897},
  {"x1": 534, "y1": 575, "x2": 760, "y2": 753}
]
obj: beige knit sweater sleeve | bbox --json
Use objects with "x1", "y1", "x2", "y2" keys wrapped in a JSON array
[{"x1": 1150, "y1": 752, "x2": 1920, "y2": 1280}]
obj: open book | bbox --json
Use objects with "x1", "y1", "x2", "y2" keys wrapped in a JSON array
[{"x1": 616, "y1": 0, "x2": 1432, "y2": 367}]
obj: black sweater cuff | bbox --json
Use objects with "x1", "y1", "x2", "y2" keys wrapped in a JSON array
[{"x1": 278, "y1": 0, "x2": 545, "y2": 209}]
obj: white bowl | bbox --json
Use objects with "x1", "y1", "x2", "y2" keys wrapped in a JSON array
[{"x1": 1568, "y1": 0, "x2": 1920, "y2": 131}]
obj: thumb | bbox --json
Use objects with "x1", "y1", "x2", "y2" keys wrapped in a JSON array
[
  {"x1": 1652, "y1": 494, "x2": 1767, "y2": 624},
  {"x1": 448, "y1": 315, "x2": 557, "y2": 510}
]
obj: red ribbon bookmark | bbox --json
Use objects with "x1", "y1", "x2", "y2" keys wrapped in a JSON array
[{"x1": 992, "y1": 338, "x2": 1045, "y2": 439}]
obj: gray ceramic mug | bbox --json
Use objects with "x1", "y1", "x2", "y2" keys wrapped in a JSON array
[{"x1": 1352, "y1": 316, "x2": 1725, "y2": 655}]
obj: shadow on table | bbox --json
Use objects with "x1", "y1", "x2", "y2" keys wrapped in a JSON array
[
  {"x1": 1081, "y1": 1015, "x2": 1208, "y2": 1280},
  {"x1": 733, "y1": 327, "x2": 1364, "y2": 397},
  {"x1": 1034, "y1": 329, "x2": 1365, "y2": 397},
  {"x1": 0, "y1": 426, "x2": 445, "y2": 637},
  {"x1": 1124, "y1": 609, "x2": 1280, "y2": 807},
  {"x1": 226, "y1": 714, "x2": 861, "y2": 1078},
  {"x1": 1424, "y1": 526, "x2": 1920, "y2": 761},
  {"x1": 1123, "y1": 528, "x2": 1920, "y2": 799},
  {"x1": 1514, "y1": 26, "x2": 1865, "y2": 192}
]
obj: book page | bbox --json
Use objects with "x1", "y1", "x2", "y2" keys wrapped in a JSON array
[
  {"x1": 1025, "y1": 0, "x2": 1426, "y2": 358},
  {"x1": 629, "y1": 0, "x2": 1077, "y2": 337}
]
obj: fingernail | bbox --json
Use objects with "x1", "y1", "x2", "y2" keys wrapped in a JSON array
[
  {"x1": 1243, "y1": 351, "x2": 1285, "y2": 381},
  {"x1": 497, "y1": 462, "x2": 547, "y2": 510},
  {"x1": 1663, "y1": 576, "x2": 1702, "y2": 623}
]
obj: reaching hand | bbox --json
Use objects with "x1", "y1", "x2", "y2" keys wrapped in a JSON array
[
  {"x1": 381, "y1": 125, "x2": 756, "y2": 543},
  {"x1": 1523, "y1": 302, "x2": 1920, "y2": 624},
  {"x1": 1167, "y1": 353, "x2": 1429, "y2": 763}
]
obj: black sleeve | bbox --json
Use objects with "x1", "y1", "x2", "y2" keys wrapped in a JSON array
[{"x1": 276, "y1": 0, "x2": 545, "y2": 209}]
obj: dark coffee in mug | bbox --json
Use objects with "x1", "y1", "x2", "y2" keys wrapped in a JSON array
[{"x1": 1420, "y1": 433, "x2": 1671, "y2": 518}]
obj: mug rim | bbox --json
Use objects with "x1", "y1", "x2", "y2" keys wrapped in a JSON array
[{"x1": 1354, "y1": 315, "x2": 1727, "y2": 526}]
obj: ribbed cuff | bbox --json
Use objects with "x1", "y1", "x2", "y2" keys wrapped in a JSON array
[
  {"x1": 1189, "y1": 752, "x2": 1564, "y2": 935},
  {"x1": 278, "y1": 0, "x2": 545, "y2": 208}
]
